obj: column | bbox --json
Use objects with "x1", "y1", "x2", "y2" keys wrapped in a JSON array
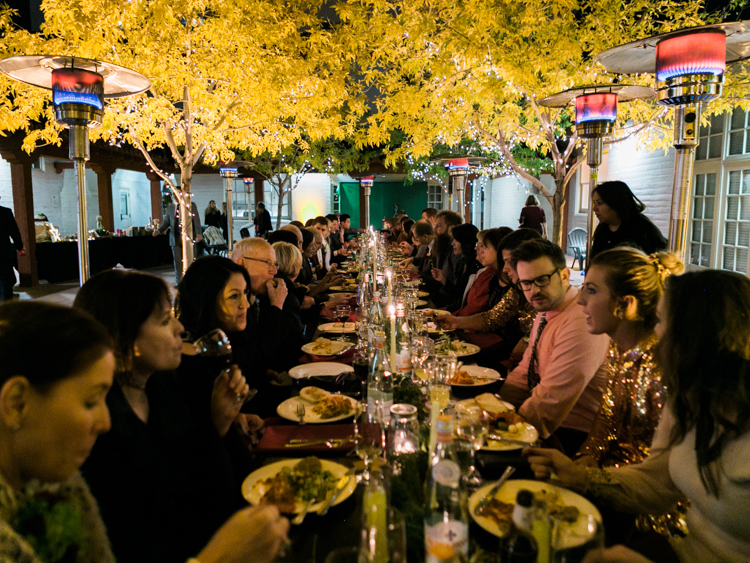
[
  {"x1": 0, "y1": 151, "x2": 38, "y2": 286},
  {"x1": 91, "y1": 163, "x2": 115, "y2": 231},
  {"x1": 146, "y1": 172, "x2": 163, "y2": 223}
]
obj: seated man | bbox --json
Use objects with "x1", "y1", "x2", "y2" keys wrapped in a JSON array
[{"x1": 499, "y1": 239, "x2": 608, "y2": 456}]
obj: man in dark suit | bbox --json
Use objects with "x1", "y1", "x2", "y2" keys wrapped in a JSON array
[
  {"x1": 0, "y1": 202, "x2": 25, "y2": 301},
  {"x1": 153, "y1": 201, "x2": 203, "y2": 285}
]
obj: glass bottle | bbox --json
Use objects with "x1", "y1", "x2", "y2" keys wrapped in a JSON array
[
  {"x1": 367, "y1": 332, "x2": 392, "y2": 424},
  {"x1": 368, "y1": 291, "x2": 385, "y2": 344},
  {"x1": 360, "y1": 467, "x2": 389, "y2": 563},
  {"x1": 424, "y1": 460, "x2": 469, "y2": 563},
  {"x1": 394, "y1": 303, "x2": 412, "y2": 375},
  {"x1": 500, "y1": 489, "x2": 538, "y2": 563}
]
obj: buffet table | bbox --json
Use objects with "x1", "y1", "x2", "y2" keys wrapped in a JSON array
[{"x1": 36, "y1": 236, "x2": 173, "y2": 283}]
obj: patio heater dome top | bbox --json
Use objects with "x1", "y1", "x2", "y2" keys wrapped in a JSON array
[
  {"x1": 539, "y1": 84, "x2": 655, "y2": 107},
  {"x1": 0, "y1": 55, "x2": 152, "y2": 97}
]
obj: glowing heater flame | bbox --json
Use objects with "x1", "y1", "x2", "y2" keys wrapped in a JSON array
[
  {"x1": 656, "y1": 31, "x2": 726, "y2": 82},
  {"x1": 51, "y1": 68, "x2": 104, "y2": 110},
  {"x1": 575, "y1": 93, "x2": 618, "y2": 124}
]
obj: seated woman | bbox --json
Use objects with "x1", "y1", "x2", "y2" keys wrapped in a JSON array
[
  {"x1": 432, "y1": 223, "x2": 480, "y2": 310},
  {"x1": 0, "y1": 301, "x2": 288, "y2": 563},
  {"x1": 271, "y1": 240, "x2": 309, "y2": 338},
  {"x1": 527, "y1": 270, "x2": 750, "y2": 563},
  {"x1": 590, "y1": 181, "x2": 667, "y2": 260},
  {"x1": 74, "y1": 269, "x2": 259, "y2": 563},
  {"x1": 405, "y1": 220, "x2": 435, "y2": 276},
  {"x1": 454, "y1": 227, "x2": 513, "y2": 317},
  {"x1": 576, "y1": 248, "x2": 687, "y2": 538}
]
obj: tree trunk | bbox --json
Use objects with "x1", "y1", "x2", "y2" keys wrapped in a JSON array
[
  {"x1": 179, "y1": 167, "x2": 195, "y2": 275},
  {"x1": 276, "y1": 186, "x2": 284, "y2": 230},
  {"x1": 550, "y1": 188, "x2": 566, "y2": 248}
]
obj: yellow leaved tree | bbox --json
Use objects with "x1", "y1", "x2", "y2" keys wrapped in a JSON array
[
  {"x1": 0, "y1": 0, "x2": 363, "y2": 268},
  {"x1": 340, "y1": 0, "x2": 747, "y2": 244}
]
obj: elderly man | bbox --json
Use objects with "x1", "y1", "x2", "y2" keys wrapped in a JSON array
[
  {"x1": 499, "y1": 239, "x2": 609, "y2": 455},
  {"x1": 280, "y1": 224, "x2": 303, "y2": 252},
  {"x1": 231, "y1": 238, "x2": 298, "y2": 414}
]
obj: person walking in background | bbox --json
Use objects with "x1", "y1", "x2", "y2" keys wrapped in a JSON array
[
  {"x1": 204, "y1": 200, "x2": 222, "y2": 229},
  {"x1": 0, "y1": 199, "x2": 24, "y2": 301},
  {"x1": 519, "y1": 194, "x2": 547, "y2": 237},
  {"x1": 590, "y1": 181, "x2": 667, "y2": 260},
  {"x1": 153, "y1": 200, "x2": 203, "y2": 285},
  {"x1": 253, "y1": 202, "x2": 273, "y2": 239}
]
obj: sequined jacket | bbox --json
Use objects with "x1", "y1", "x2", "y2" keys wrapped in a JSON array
[
  {"x1": 0, "y1": 472, "x2": 115, "y2": 563},
  {"x1": 577, "y1": 337, "x2": 664, "y2": 467},
  {"x1": 478, "y1": 286, "x2": 535, "y2": 337}
]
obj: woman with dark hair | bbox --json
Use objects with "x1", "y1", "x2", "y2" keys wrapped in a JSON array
[
  {"x1": 519, "y1": 194, "x2": 546, "y2": 236},
  {"x1": 590, "y1": 181, "x2": 667, "y2": 259},
  {"x1": 204, "y1": 200, "x2": 221, "y2": 229},
  {"x1": 433, "y1": 223, "x2": 480, "y2": 310},
  {"x1": 527, "y1": 270, "x2": 750, "y2": 563},
  {"x1": 74, "y1": 268, "x2": 263, "y2": 563},
  {"x1": 481, "y1": 226, "x2": 514, "y2": 309}
]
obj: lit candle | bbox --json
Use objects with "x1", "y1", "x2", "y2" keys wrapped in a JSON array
[
  {"x1": 370, "y1": 241, "x2": 377, "y2": 292},
  {"x1": 389, "y1": 304, "x2": 396, "y2": 373},
  {"x1": 385, "y1": 267, "x2": 394, "y2": 309}
]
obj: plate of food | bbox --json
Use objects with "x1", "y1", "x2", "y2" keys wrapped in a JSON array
[
  {"x1": 424, "y1": 321, "x2": 454, "y2": 334},
  {"x1": 242, "y1": 457, "x2": 356, "y2": 515},
  {"x1": 277, "y1": 389, "x2": 358, "y2": 423},
  {"x1": 456, "y1": 394, "x2": 515, "y2": 415},
  {"x1": 289, "y1": 362, "x2": 354, "y2": 380},
  {"x1": 469, "y1": 480, "x2": 601, "y2": 549},
  {"x1": 421, "y1": 308, "x2": 451, "y2": 319},
  {"x1": 318, "y1": 322, "x2": 358, "y2": 333},
  {"x1": 329, "y1": 285, "x2": 359, "y2": 292},
  {"x1": 449, "y1": 366, "x2": 503, "y2": 387},
  {"x1": 415, "y1": 299, "x2": 428, "y2": 307},
  {"x1": 483, "y1": 419, "x2": 539, "y2": 451},
  {"x1": 434, "y1": 339, "x2": 481, "y2": 357},
  {"x1": 302, "y1": 338, "x2": 355, "y2": 356}
]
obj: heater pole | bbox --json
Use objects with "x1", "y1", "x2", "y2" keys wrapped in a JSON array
[
  {"x1": 668, "y1": 105, "x2": 700, "y2": 264},
  {"x1": 585, "y1": 137, "x2": 604, "y2": 270}
]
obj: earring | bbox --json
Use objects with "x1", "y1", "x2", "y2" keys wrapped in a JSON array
[{"x1": 616, "y1": 310, "x2": 624, "y2": 319}]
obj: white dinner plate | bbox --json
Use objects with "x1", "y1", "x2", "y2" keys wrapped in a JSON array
[
  {"x1": 277, "y1": 396, "x2": 358, "y2": 423},
  {"x1": 483, "y1": 423, "x2": 539, "y2": 451},
  {"x1": 435, "y1": 341, "x2": 481, "y2": 357},
  {"x1": 415, "y1": 299, "x2": 428, "y2": 307},
  {"x1": 289, "y1": 362, "x2": 354, "y2": 380},
  {"x1": 450, "y1": 365, "x2": 503, "y2": 386},
  {"x1": 455, "y1": 397, "x2": 515, "y2": 414},
  {"x1": 242, "y1": 459, "x2": 356, "y2": 514},
  {"x1": 469, "y1": 480, "x2": 601, "y2": 549},
  {"x1": 318, "y1": 322, "x2": 358, "y2": 333},
  {"x1": 421, "y1": 308, "x2": 451, "y2": 318}
]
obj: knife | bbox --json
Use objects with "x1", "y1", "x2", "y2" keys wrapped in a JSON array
[
  {"x1": 317, "y1": 469, "x2": 355, "y2": 515},
  {"x1": 474, "y1": 466, "x2": 515, "y2": 515}
]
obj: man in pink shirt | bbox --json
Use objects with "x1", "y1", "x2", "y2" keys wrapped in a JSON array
[{"x1": 499, "y1": 239, "x2": 608, "y2": 455}]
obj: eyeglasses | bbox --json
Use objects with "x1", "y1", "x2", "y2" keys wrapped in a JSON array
[
  {"x1": 244, "y1": 256, "x2": 278, "y2": 269},
  {"x1": 518, "y1": 268, "x2": 560, "y2": 291}
]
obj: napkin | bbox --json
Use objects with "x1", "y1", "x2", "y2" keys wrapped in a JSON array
[{"x1": 255, "y1": 423, "x2": 376, "y2": 455}]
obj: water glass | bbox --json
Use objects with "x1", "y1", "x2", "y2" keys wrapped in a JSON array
[
  {"x1": 456, "y1": 407, "x2": 489, "y2": 487},
  {"x1": 354, "y1": 405, "x2": 385, "y2": 481},
  {"x1": 427, "y1": 354, "x2": 457, "y2": 411}
]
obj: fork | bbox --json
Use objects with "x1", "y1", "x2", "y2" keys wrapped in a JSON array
[{"x1": 296, "y1": 403, "x2": 306, "y2": 425}]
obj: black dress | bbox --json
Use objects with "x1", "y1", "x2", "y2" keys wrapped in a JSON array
[
  {"x1": 590, "y1": 214, "x2": 668, "y2": 260},
  {"x1": 81, "y1": 375, "x2": 245, "y2": 563}
]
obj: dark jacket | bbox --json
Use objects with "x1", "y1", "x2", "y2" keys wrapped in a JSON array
[
  {"x1": 253, "y1": 209, "x2": 273, "y2": 237},
  {"x1": 156, "y1": 203, "x2": 203, "y2": 247},
  {"x1": 590, "y1": 214, "x2": 668, "y2": 260},
  {"x1": 0, "y1": 206, "x2": 23, "y2": 268}
]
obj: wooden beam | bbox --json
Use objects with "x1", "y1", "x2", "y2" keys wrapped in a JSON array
[
  {"x1": 91, "y1": 163, "x2": 115, "y2": 232},
  {"x1": 0, "y1": 151, "x2": 38, "y2": 286}
]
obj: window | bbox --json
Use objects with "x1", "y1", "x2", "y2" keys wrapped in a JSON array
[
  {"x1": 722, "y1": 170, "x2": 750, "y2": 273},
  {"x1": 727, "y1": 108, "x2": 750, "y2": 157},
  {"x1": 232, "y1": 180, "x2": 250, "y2": 220},
  {"x1": 696, "y1": 113, "x2": 725, "y2": 160},
  {"x1": 332, "y1": 184, "x2": 340, "y2": 214},
  {"x1": 690, "y1": 173, "x2": 716, "y2": 268},
  {"x1": 577, "y1": 165, "x2": 590, "y2": 213},
  {"x1": 263, "y1": 185, "x2": 292, "y2": 221},
  {"x1": 428, "y1": 184, "x2": 444, "y2": 210}
]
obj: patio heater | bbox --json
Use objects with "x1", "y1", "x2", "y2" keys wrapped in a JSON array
[
  {"x1": 594, "y1": 22, "x2": 750, "y2": 263},
  {"x1": 359, "y1": 175, "x2": 374, "y2": 228},
  {"x1": 0, "y1": 56, "x2": 150, "y2": 285},
  {"x1": 540, "y1": 85, "x2": 654, "y2": 266},
  {"x1": 218, "y1": 161, "x2": 253, "y2": 250},
  {"x1": 431, "y1": 155, "x2": 487, "y2": 220}
]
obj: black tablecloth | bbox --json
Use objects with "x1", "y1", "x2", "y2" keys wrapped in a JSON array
[{"x1": 36, "y1": 237, "x2": 173, "y2": 283}]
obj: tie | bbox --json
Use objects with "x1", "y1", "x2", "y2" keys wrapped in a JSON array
[{"x1": 527, "y1": 313, "x2": 548, "y2": 391}]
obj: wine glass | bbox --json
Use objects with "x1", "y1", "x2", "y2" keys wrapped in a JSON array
[
  {"x1": 410, "y1": 335, "x2": 433, "y2": 389},
  {"x1": 334, "y1": 305, "x2": 352, "y2": 342},
  {"x1": 456, "y1": 407, "x2": 489, "y2": 487},
  {"x1": 192, "y1": 329, "x2": 256, "y2": 403},
  {"x1": 354, "y1": 404, "x2": 385, "y2": 481}
]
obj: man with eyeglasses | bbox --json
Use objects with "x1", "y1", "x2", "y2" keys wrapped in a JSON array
[{"x1": 498, "y1": 239, "x2": 609, "y2": 456}]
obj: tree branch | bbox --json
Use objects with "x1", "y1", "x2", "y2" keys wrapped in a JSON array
[
  {"x1": 562, "y1": 157, "x2": 586, "y2": 195},
  {"x1": 604, "y1": 108, "x2": 669, "y2": 146}
]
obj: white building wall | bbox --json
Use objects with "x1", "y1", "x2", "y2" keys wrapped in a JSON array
[
  {"x1": 290, "y1": 173, "x2": 332, "y2": 223},
  {"x1": 112, "y1": 169, "x2": 153, "y2": 231},
  {"x1": 0, "y1": 159, "x2": 12, "y2": 206},
  {"x1": 484, "y1": 173, "x2": 554, "y2": 232}
]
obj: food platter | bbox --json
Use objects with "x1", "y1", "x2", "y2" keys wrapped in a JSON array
[
  {"x1": 421, "y1": 308, "x2": 450, "y2": 318},
  {"x1": 329, "y1": 285, "x2": 359, "y2": 292},
  {"x1": 483, "y1": 423, "x2": 539, "y2": 451},
  {"x1": 277, "y1": 395, "x2": 358, "y2": 423},
  {"x1": 456, "y1": 397, "x2": 515, "y2": 414},
  {"x1": 242, "y1": 458, "x2": 356, "y2": 514},
  {"x1": 289, "y1": 362, "x2": 354, "y2": 380},
  {"x1": 318, "y1": 322, "x2": 358, "y2": 334},
  {"x1": 425, "y1": 321, "x2": 454, "y2": 334},
  {"x1": 302, "y1": 338, "x2": 354, "y2": 356},
  {"x1": 449, "y1": 366, "x2": 503, "y2": 387},
  {"x1": 434, "y1": 340, "x2": 481, "y2": 357},
  {"x1": 415, "y1": 299, "x2": 428, "y2": 307},
  {"x1": 469, "y1": 480, "x2": 601, "y2": 549}
]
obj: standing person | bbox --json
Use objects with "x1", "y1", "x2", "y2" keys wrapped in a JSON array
[
  {"x1": 526, "y1": 270, "x2": 750, "y2": 563},
  {"x1": 519, "y1": 194, "x2": 547, "y2": 237},
  {"x1": 253, "y1": 202, "x2": 273, "y2": 239},
  {"x1": 204, "y1": 200, "x2": 222, "y2": 229},
  {"x1": 153, "y1": 200, "x2": 204, "y2": 285},
  {"x1": 220, "y1": 202, "x2": 229, "y2": 241},
  {"x1": 590, "y1": 181, "x2": 667, "y2": 260},
  {"x1": 0, "y1": 200, "x2": 24, "y2": 301}
]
